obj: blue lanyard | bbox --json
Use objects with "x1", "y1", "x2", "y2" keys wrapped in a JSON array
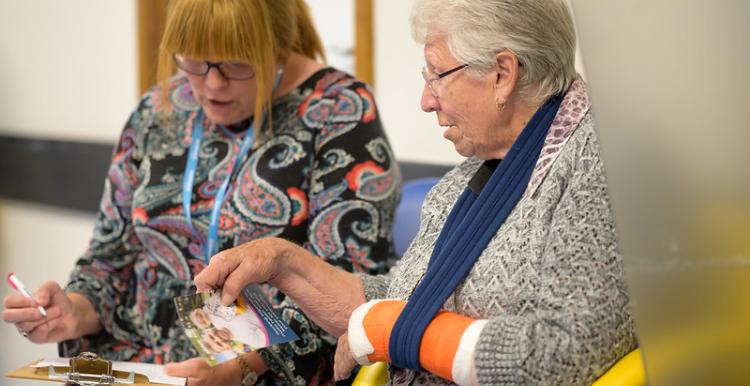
[{"x1": 182, "y1": 67, "x2": 284, "y2": 263}]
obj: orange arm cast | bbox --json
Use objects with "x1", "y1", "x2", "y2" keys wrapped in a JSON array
[{"x1": 348, "y1": 299, "x2": 487, "y2": 385}]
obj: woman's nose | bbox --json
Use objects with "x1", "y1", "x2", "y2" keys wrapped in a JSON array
[
  {"x1": 205, "y1": 67, "x2": 229, "y2": 90},
  {"x1": 420, "y1": 84, "x2": 439, "y2": 113}
]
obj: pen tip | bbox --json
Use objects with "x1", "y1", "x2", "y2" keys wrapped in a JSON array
[{"x1": 7, "y1": 273, "x2": 18, "y2": 290}]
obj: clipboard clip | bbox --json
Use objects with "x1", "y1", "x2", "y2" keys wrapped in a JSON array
[{"x1": 47, "y1": 352, "x2": 135, "y2": 385}]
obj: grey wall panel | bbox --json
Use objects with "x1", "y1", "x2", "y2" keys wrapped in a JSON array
[{"x1": 0, "y1": 135, "x2": 453, "y2": 213}]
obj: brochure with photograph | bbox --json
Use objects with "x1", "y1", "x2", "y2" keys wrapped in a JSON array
[{"x1": 174, "y1": 285, "x2": 299, "y2": 365}]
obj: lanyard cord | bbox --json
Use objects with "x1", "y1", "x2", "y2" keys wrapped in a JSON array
[{"x1": 182, "y1": 66, "x2": 285, "y2": 264}]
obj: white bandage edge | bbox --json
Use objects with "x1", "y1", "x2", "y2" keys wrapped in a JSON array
[
  {"x1": 452, "y1": 319, "x2": 489, "y2": 386},
  {"x1": 348, "y1": 299, "x2": 393, "y2": 366}
]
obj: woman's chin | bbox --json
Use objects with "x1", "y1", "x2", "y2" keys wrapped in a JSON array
[
  {"x1": 452, "y1": 143, "x2": 475, "y2": 158},
  {"x1": 203, "y1": 106, "x2": 241, "y2": 125}
]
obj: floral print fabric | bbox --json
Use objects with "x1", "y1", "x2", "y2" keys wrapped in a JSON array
[{"x1": 61, "y1": 68, "x2": 401, "y2": 385}]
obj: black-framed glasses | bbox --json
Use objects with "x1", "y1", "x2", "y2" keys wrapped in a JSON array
[
  {"x1": 173, "y1": 54, "x2": 255, "y2": 81},
  {"x1": 421, "y1": 63, "x2": 469, "y2": 98}
]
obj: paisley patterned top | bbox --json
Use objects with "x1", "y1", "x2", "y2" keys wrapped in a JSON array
[{"x1": 61, "y1": 68, "x2": 401, "y2": 385}]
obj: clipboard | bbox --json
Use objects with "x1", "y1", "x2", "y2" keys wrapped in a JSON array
[{"x1": 6, "y1": 352, "x2": 178, "y2": 385}]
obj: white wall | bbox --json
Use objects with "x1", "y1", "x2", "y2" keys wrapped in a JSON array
[
  {"x1": 0, "y1": 1, "x2": 136, "y2": 383},
  {"x1": 306, "y1": 0, "x2": 355, "y2": 74},
  {"x1": 0, "y1": 1, "x2": 138, "y2": 142},
  {"x1": 373, "y1": 0, "x2": 464, "y2": 165}
]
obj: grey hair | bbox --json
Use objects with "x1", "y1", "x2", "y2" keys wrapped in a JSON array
[{"x1": 411, "y1": 0, "x2": 577, "y2": 104}]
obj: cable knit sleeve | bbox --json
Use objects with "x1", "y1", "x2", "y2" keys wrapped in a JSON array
[
  {"x1": 358, "y1": 273, "x2": 391, "y2": 300},
  {"x1": 473, "y1": 124, "x2": 637, "y2": 385}
]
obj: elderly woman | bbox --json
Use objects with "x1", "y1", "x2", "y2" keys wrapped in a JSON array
[{"x1": 195, "y1": 0, "x2": 637, "y2": 384}]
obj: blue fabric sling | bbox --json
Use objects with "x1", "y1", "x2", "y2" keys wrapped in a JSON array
[{"x1": 388, "y1": 94, "x2": 564, "y2": 370}]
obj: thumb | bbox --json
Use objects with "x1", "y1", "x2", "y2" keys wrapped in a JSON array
[
  {"x1": 33, "y1": 281, "x2": 61, "y2": 307},
  {"x1": 194, "y1": 251, "x2": 240, "y2": 293},
  {"x1": 164, "y1": 357, "x2": 208, "y2": 377}
]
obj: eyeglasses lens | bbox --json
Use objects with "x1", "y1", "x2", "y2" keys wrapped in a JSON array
[{"x1": 174, "y1": 55, "x2": 255, "y2": 80}]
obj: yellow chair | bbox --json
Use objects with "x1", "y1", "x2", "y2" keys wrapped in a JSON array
[
  {"x1": 353, "y1": 348, "x2": 645, "y2": 386},
  {"x1": 592, "y1": 349, "x2": 646, "y2": 386},
  {"x1": 352, "y1": 361, "x2": 389, "y2": 386}
]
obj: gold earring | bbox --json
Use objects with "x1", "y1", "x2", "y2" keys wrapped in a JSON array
[{"x1": 493, "y1": 83, "x2": 505, "y2": 112}]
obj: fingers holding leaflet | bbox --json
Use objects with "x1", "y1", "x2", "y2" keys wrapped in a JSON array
[
  {"x1": 195, "y1": 238, "x2": 291, "y2": 305},
  {"x1": 194, "y1": 249, "x2": 239, "y2": 294}
]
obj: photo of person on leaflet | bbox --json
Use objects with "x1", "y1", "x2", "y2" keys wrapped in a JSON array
[{"x1": 201, "y1": 293, "x2": 268, "y2": 350}]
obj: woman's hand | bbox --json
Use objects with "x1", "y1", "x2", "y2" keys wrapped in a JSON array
[
  {"x1": 334, "y1": 333, "x2": 358, "y2": 381},
  {"x1": 165, "y1": 352, "x2": 268, "y2": 386},
  {"x1": 195, "y1": 237, "x2": 300, "y2": 306},
  {"x1": 196, "y1": 236, "x2": 366, "y2": 336},
  {"x1": 165, "y1": 358, "x2": 237, "y2": 386},
  {"x1": 2, "y1": 281, "x2": 100, "y2": 343}
]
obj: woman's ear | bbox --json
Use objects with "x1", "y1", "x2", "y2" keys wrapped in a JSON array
[{"x1": 492, "y1": 50, "x2": 521, "y2": 104}]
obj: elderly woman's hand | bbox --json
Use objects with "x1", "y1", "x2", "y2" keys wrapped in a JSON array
[
  {"x1": 196, "y1": 236, "x2": 367, "y2": 337},
  {"x1": 194, "y1": 237, "x2": 303, "y2": 306},
  {"x1": 334, "y1": 332, "x2": 358, "y2": 381}
]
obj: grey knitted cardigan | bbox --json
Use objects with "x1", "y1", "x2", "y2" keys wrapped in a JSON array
[{"x1": 360, "y1": 78, "x2": 637, "y2": 385}]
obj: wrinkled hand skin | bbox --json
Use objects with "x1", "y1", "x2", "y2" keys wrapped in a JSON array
[{"x1": 334, "y1": 333, "x2": 359, "y2": 381}]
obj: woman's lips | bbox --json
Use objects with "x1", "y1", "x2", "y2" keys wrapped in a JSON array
[
  {"x1": 208, "y1": 99, "x2": 231, "y2": 107},
  {"x1": 442, "y1": 125, "x2": 460, "y2": 141}
]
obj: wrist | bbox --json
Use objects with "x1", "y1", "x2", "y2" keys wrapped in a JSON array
[
  {"x1": 67, "y1": 293, "x2": 102, "y2": 339},
  {"x1": 268, "y1": 240, "x2": 306, "y2": 290},
  {"x1": 348, "y1": 299, "x2": 405, "y2": 365},
  {"x1": 235, "y1": 353, "x2": 266, "y2": 385},
  {"x1": 224, "y1": 357, "x2": 245, "y2": 386},
  {"x1": 347, "y1": 300, "x2": 486, "y2": 386}
]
